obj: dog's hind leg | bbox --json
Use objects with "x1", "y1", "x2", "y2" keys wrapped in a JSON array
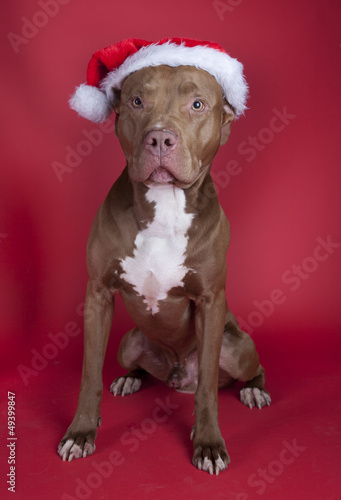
[
  {"x1": 219, "y1": 310, "x2": 271, "y2": 409},
  {"x1": 240, "y1": 365, "x2": 271, "y2": 409},
  {"x1": 110, "y1": 327, "x2": 170, "y2": 396}
]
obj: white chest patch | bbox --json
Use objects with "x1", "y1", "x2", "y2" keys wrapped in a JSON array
[{"x1": 120, "y1": 184, "x2": 194, "y2": 314}]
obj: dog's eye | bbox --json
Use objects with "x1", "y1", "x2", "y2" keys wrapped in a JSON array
[
  {"x1": 192, "y1": 100, "x2": 204, "y2": 111},
  {"x1": 132, "y1": 97, "x2": 143, "y2": 108}
]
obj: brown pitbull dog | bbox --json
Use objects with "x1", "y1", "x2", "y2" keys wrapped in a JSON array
[{"x1": 58, "y1": 64, "x2": 271, "y2": 475}]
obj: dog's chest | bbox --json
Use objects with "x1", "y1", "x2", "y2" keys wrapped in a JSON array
[{"x1": 120, "y1": 185, "x2": 194, "y2": 314}]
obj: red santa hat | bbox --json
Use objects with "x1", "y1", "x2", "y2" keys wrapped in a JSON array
[{"x1": 69, "y1": 37, "x2": 248, "y2": 123}]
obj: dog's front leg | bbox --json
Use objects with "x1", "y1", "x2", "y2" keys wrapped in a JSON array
[
  {"x1": 58, "y1": 280, "x2": 114, "y2": 461},
  {"x1": 191, "y1": 289, "x2": 230, "y2": 475}
]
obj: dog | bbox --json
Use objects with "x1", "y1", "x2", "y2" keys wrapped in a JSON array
[{"x1": 58, "y1": 39, "x2": 271, "y2": 475}]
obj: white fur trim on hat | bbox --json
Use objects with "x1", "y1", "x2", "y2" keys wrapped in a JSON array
[
  {"x1": 69, "y1": 83, "x2": 111, "y2": 123},
  {"x1": 70, "y1": 41, "x2": 248, "y2": 122},
  {"x1": 101, "y1": 41, "x2": 248, "y2": 119}
]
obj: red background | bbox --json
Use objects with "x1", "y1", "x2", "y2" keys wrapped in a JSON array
[{"x1": 1, "y1": 0, "x2": 340, "y2": 499}]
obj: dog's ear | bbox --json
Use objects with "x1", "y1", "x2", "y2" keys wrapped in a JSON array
[
  {"x1": 112, "y1": 88, "x2": 121, "y2": 137},
  {"x1": 220, "y1": 100, "x2": 235, "y2": 145}
]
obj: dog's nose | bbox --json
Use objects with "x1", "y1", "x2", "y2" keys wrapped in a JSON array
[{"x1": 144, "y1": 129, "x2": 178, "y2": 157}]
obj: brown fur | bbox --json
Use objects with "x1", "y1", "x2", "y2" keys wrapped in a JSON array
[{"x1": 58, "y1": 65, "x2": 270, "y2": 474}]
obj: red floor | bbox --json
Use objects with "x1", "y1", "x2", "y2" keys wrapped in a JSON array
[{"x1": 1, "y1": 331, "x2": 340, "y2": 500}]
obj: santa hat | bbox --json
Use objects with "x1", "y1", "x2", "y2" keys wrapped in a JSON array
[{"x1": 69, "y1": 37, "x2": 248, "y2": 123}]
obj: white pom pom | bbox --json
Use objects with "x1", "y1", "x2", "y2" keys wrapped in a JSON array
[{"x1": 69, "y1": 84, "x2": 111, "y2": 123}]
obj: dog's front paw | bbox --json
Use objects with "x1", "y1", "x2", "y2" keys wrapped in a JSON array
[
  {"x1": 240, "y1": 387, "x2": 271, "y2": 409},
  {"x1": 191, "y1": 429, "x2": 230, "y2": 475},
  {"x1": 58, "y1": 429, "x2": 97, "y2": 462},
  {"x1": 110, "y1": 376, "x2": 142, "y2": 396}
]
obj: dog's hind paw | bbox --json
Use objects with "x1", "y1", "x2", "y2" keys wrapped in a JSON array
[
  {"x1": 240, "y1": 387, "x2": 271, "y2": 409},
  {"x1": 110, "y1": 376, "x2": 142, "y2": 396}
]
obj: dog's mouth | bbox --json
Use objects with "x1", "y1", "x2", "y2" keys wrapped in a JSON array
[{"x1": 148, "y1": 166, "x2": 176, "y2": 184}]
